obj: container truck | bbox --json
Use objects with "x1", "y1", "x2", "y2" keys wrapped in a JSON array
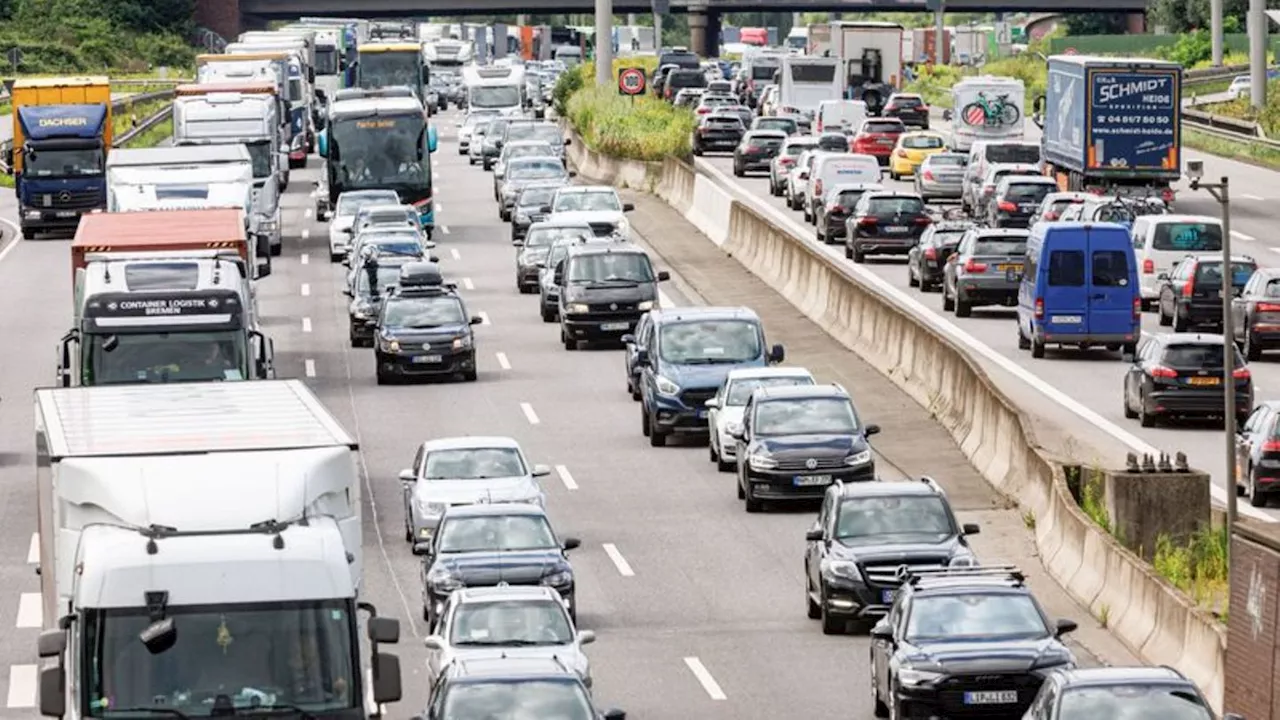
[
  {"x1": 1034, "y1": 55, "x2": 1181, "y2": 204},
  {"x1": 227, "y1": 40, "x2": 315, "y2": 163},
  {"x1": 239, "y1": 30, "x2": 321, "y2": 142},
  {"x1": 33, "y1": 380, "x2": 403, "y2": 720},
  {"x1": 911, "y1": 27, "x2": 951, "y2": 65},
  {"x1": 197, "y1": 52, "x2": 302, "y2": 163},
  {"x1": 6, "y1": 77, "x2": 112, "y2": 240},
  {"x1": 62, "y1": 209, "x2": 275, "y2": 387}
]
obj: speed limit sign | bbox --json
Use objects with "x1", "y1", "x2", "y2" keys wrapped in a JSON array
[{"x1": 617, "y1": 67, "x2": 647, "y2": 96}]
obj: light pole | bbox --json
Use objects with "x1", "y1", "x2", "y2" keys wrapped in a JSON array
[{"x1": 1186, "y1": 159, "x2": 1236, "y2": 564}]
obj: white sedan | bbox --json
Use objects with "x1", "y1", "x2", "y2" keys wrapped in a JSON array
[{"x1": 705, "y1": 366, "x2": 816, "y2": 472}]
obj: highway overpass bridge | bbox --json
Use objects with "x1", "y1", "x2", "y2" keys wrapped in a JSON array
[{"x1": 198, "y1": 0, "x2": 1149, "y2": 56}]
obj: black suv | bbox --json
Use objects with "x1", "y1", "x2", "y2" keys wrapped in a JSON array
[
  {"x1": 1157, "y1": 254, "x2": 1259, "y2": 331},
  {"x1": 731, "y1": 384, "x2": 881, "y2": 512},
  {"x1": 869, "y1": 567, "x2": 1079, "y2": 720},
  {"x1": 908, "y1": 221, "x2": 972, "y2": 292},
  {"x1": 1122, "y1": 331, "x2": 1253, "y2": 428},
  {"x1": 988, "y1": 176, "x2": 1059, "y2": 228},
  {"x1": 425, "y1": 657, "x2": 625, "y2": 720},
  {"x1": 557, "y1": 243, "x2": 669, "y2": 349},
  {"x1": 692, "y1": 113, "x2": 745, "y2": 155},
  {"x1": 804, "y1": 478, "x2": 981, "y2": 635},
  {"x1": 733, "y1": 130, "x2": 786, "y2": 176},
  {"x1": 373, "y1": 262, "x2": 483, "y2": 384},
  {"x1": 1027, "y1": 666, "x2": 1222, "y2": 720},
  {"x1": 845, "y1": 191, "x2": 932, "y2": 264}
]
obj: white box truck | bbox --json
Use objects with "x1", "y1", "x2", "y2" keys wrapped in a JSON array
[
  {"x1": 34, "y1": 380, "x2": 403, "y2": 719},
  {"x1": 831, "y1": 21, "x2": 904, "y2": 112}
]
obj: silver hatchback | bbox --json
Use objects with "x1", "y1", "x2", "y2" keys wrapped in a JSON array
[{"x1": 914, "y1": 152, "x2": 967, "y2": 201}]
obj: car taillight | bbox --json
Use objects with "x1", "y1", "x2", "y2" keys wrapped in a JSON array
[
  {"x1": 1034, "y1": 298, "x2": 1044, "y2": 319},
  {"x1": 1161, "y1": 187, "x2": 1175, "y2": 203},
  {"x1": 1182, "y1": 279, "x2": 1195, "y2": 297},
  {"x1": 697, "y1": 107, "x2": 711, "y2": 114},
  {"x1": 1044, "y1": 211, "x2": 1059, "y2": 220},
  {"x1": 983, "y1": 185, "x2": 994, "y2": 193},
  {"x1": 1262, "y1": 440, "x2": 1280, "y2": 452},
  {"x1": 914, "y1": 216, "x2": 931, "y2": 225},
  {"x1": 780, "y1": 157, "x2": 795, "y2": 166},
  {"x1": 816, "y1": 120, "x2": 823, "y2": 132},
  {"x1": 828, "y1": 203, "x2": 844, "y2": 213},
  {"x1": 964, "y1": 259, "x2": 987, "y2": 272},
  {"x1": 857, "y1": 217, "x2": 877, "y2": 227},
  {"x1": 1143, "y1": 259, "x2": 1154, "y2": 274},
  {"x1": 1150, "y1": 366, "x2": 1178, "y2": 378},
  {"x1": 1234, "y1": 367, "x2": 1252, "y2": 380},
  {"x1": 1133, "y1": 296, "x2": 1142, "y2": 319},
  {"x1": 923, "y1": 170, "x2": 934, "y2": 181},
  {"x1": 998, "y1": 200, "x2": 1017, "y2": 212},
  {"x1": 1258, "y1": 302, "x2": 1280, "y2": 313},
  {"x1": 925, "y1": 247, "x2": 937, "y2": 260}
]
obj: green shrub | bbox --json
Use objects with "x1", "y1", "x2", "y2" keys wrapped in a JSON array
[
  {"x1": 904, "y1": 64, "x2": 964, "y2": 106},
  {"x1": 566, "y1": 84, "x2": 696, "y2": 161},
  {"x1": 552, "y1": 68, "x2": 584, "y2": 118}
]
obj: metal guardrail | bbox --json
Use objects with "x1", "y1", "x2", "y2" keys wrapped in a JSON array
[
  {"x1": 0, "y1": 89, "x2": 175, "y2": 171},
  {"x1": 1182, "y1": 106, "x2": 1280, "y2": 150},
  {"x1": 1183, "y1": 63, "x2": 1255, "y2": 87},
  {"x1": 115, "y1": 105, "x2": 172, "y2": 146}
]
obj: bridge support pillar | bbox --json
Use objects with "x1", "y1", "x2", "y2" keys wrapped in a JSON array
[
  {"x1": 194, "y1": 0, "x2": 241, "y2": 43},
  {"x1": 689, "y1": 10, "x2": 719, "y2": 58},
  {"x1": 1126, "y1": 12, "x2": 1145, "y2": 33}
]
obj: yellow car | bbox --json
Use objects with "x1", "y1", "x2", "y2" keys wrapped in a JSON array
[{"x1": 889, "y1": 131, "x2": 948, "y2": 180}]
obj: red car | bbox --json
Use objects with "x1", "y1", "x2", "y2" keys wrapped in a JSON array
[{"x1": 850, "y1": 118, "x2": 907, "y2": 166}]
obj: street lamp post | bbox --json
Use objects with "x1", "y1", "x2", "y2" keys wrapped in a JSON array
[{"x1": 1186, "y1": 160, "x2": 1237, "y2": 566}]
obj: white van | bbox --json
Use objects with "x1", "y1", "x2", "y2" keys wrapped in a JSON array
[
  {"x1": 806, "y1": 154, "x2": 883, "y2": 222},
  {"x1": 1130, "y1": 214, "x2": 1225, "y2": 308},
  {"x1": 946, "y1": 76, "x2": 1026, "y2": 153},
  {"x1": 816, "y1": 100, "x2": 868, "y2": 135}
]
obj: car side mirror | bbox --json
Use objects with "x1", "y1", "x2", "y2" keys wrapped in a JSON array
[
  {"x1": 564, "y1": 138, "x2": 572, "y2": 146},
  {"x1": 562, "y1": 537, "x2": 581, "y2": 551},
  {"x1": 423, "y1": 635, "x2": 445, "y2": 650},
  {"x1": 962, "y1": 523, "x2": 981, "y2": 535},
  {"x1": 469, "y1": 316, "x2": 483, "y2": 326},
  {"x1": 429, "y1": 255, "x2": 440, "y2": 263},
  {"x1": 602, "y1": 711, "x2": 626, "y2": 720},
  {"x1": 553, "y1": 269, "x2": 565, "y2": 286},
  {"x1": 864, "y1": 424, "x2": 881, "y2": 436},
  {"x1": 38, "y1": 665, "x2": 65, "y2": 718},
  {"x1": 532, "y1": 464, "x2": 551, "y2": 477},
  {"x1": 704, "y1": 398, "x2": 720, "y2": 409},
  {"x1": 539, "y1": 205, "x2": 552, "y2": 213},
  {"x1": 577, "y1": 630, "x2": 596, "y2": 645},
  {"x1": 623, "y1": 202, "x2": 635, "y2": 212},
  {"x1": 657, "y1": 270, "x2": 670, "y2": 282},
  {"x1": 621, "y1": 334, "x2": 636, "y2": 344},
  {"x1": 1123, "y1": 350, "x2": 1136, "y2": 363},
  {"x1": 371, "y1": 652, "x2": 402, "y2": 704},
  {"x1": 398, "y1": 469, "x2": 415, "y2": 484},
  {"x1": 869, "y1": 624, "x2": 894, "y2": 642},
  {"x1": 342, "y1": 288, "x2": 354, "y2": 297},
  {"x1": 1054, "y1": 618, "x2": 1078, "y2": 637},
  {"x1": 568, "y1": 170, "x2": 577, "y2": 177},
  {"x1": 805, "y1": 528, "x2": 823, "y2": 541},
  {"x1": 768, "y1": 343, "x2": 785, "y2": 363}
]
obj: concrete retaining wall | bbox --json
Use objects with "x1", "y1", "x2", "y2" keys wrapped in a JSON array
[{"x1": 564, "y1": 131, "x2": 1228, "y2": 711}]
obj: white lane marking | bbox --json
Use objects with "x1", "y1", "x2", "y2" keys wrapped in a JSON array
[
  {"x1": 479, "y1": 311, "x2": 491, "y2": 325},
  {"x1": 437, "y1": 203, "x2": 444, "y2": 213},
  {"x1": 302, "y1": 228, "x2": 311, "y2": 240},
  {"x1": 15, "y1": 593, "x2": 41, "y2": 628},
  {"x1": 698, "y1": 160, "x2": 1276, "y2": 522},
  {"x1": 1269, "y1": 247, "x2": 1280, "y2": 256},
  {"x1": 602, "y1": 543, "x2": 635, "y2": 576},
  {"x1": 301, "y1": 283, "x2": 311, "y2": 297},
  {"x1": 6, "y1": 665, "x2": 35, "y2": 708},
  {"x1": 305, "y1": 208, "x2": 313, "y2": 219},
  {"x1": 555, "y1": 464, "x2": 578, "y2": 490},
  {"x1": 302, "y1": 317, "x2": 313, "y2": 333},
  {"x1": 520, "y1": 402, "x2": 540, "y2": 425},
  {"x1": 305, "y1": 359, "x2": 316, "y2": 378},
  {"x1": 1243, "y1": 193, "x2": 1264, "y2": 200},
  {"x1": 462, "y1": 277, "x2": 475, "y2": 290},
  {"x1": 441, "y1": 225, "x2": 451, "y2": 235},
  {"x1": 0, "y1": 217, "x2": 25, "y2": 264},
  {"x1": 27, "y1": 533, "x2": 38, "y2": 564},
  {"x1": 683, "y1": 657, "x2": 727, "y2": 700},
  {"x1": 1231, "y1": 230, "x2": 1255, "y2": 242},
  {"x1": 301, "y1": 253, "x2": 310, "y2": 265},
  {"x1": 450, "y1": 247, "x2": 462, "y2": 260},
  {"x1": 659, "y1": 288, "x2": 678, "y2": 308},
  {"x1": 496, "y1": 352, "x2": 511, "y2": 370}
]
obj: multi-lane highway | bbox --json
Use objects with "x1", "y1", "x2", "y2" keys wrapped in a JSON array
[
  {"x1": 0, "y1": 111, "x2": 1140, "y2": 718},
  {"x1": 702, "y1": 113, "x2": 1280, "y2": 523}
]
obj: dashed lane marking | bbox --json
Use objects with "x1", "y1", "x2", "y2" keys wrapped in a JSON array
[
  {"x1": 1231, "y1": 230, "x2": 1255, "y2": 242},
  {"x1": 479, "y1": 311, "x2": 491, "y2": 325},
  {"x1": 496, "y1": 352, "x2": 511, "y2": 370},
  {"x1": 301, "y1": 253, "x2": 310, "y2": 265},
  {"x1": 301, "y1": 283, "x2": 311, "y2": 297},
  {"x1": 683, "y1": 657, "x2": 727, "y2": 700},
  {"x1": 462, "y1": 277, "x2": 475, "y2": 290},
  {"x1": 302, "y1": 228, "x2": 311, "y2": 240},
  {"x1": 520, "y1": 402, "x2": 540, "y2": 425},
  {"x1": 302, "y1": 317, "x2": 312, "y2": 333},
  {"x1": 602, "y1": 543, "x2": 635, "y2": 576},
  {"x1": 305, "y1": 359, "x2": 316, "y2": 378},
  {"x1": 7, "y1": 664, "x2": 35, "y2": 708},
  {"x1": 1243, "y1": 194, "x2": 1264, "y2": 200},
  {"x1": 15, "y1": 593, "x2": 41, "y2": 628},
  {"x1": 26, "y1": 533, "x2": 37, "y2": 564},
  {"x1": 555, "y1": 465, "x2": 578, "y2": 490},
  {"x1": 441, "y1": 225, "x2": 451, "y2": 235},
  {"x1": 450, "y1": 248, "x2": 461, "y2": 260},
  {"x1": 305, "y1": 208, "x2": 313, "y2": 219}
]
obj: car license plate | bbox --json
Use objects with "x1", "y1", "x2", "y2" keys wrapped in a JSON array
[
  {"x1": 877, "y1": 138, "x2": 894, "y2": 145},
  {"x1": 884, "y1": 226, "x2": 908, "y2": 233},
  {"x1": 1188, "y1": 377, "x2": 1220, "y2": 386},
  {"x1": 601, "y1": 322, "x2": 629, "y2": 331},
  {"x1": 1006, "y1": 268, "x2": 1022, "y2": 282},
  {"x1": 793, "y1": 475, "x2": 833, "y2": 486},
  {"x1": 881, "y1": 589, "x2": 895, "y2": 603},
  {"x1": 412, "y1": 355, "x2": 443, "y2": 364},
  {"x1": 56, "y1": 211, "x2": 77, "y2": 218},
  {"x1": 964, "y1": 691, "x2": 1019, "y2": 705},
  {"x1": 1051, "y1": 315, "x2": 1082, "y2": 324}
]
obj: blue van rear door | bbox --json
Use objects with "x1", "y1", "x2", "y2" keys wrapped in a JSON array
[
  {"x1": 1041, "y1": 229, "x2": 1089, "y2": 335},
  {"x1": 1086, "y1": 226, "x2": 1137, "y2": 338}
]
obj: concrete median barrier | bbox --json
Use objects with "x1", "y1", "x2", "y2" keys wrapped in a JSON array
[{"x1": 563, "y1": 127, "x2": 1228, "y2": 711}]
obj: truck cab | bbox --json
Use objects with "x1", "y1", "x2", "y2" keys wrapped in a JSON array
[
  {"x1": 174, "y1": 82, "x2": 290, "y2": 192},
  {"x1": 7, "y1": 77, "x2": 112, "y2": 240}
]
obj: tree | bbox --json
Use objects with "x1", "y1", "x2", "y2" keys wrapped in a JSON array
[{"x1": 1063, "y1": 14, "x2": 1129, "y2": 35}]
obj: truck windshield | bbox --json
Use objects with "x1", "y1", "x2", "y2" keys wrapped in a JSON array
[
  {"x1": 471, "y1": 85, "x2": 521, "y2": 108},
  {"x1": 329, "y1": 114, "x2": 428, "y2": 191},
  {"x1": 26, "y1": 146, "x2": 103, "y2": 178},
  {"x1": 85, "y1": 330, "x2": 250, "y2": 384},
  {"x1": 82, "y1": 599, "x2": 359, "y2": 717},
  {"x1": 316, "y1": 46, "x2": 340, "y2": 75},
  {"x1": 358, "y1": 52, "x2": 422, "y2": 95},
  {"x1": 246, "y1": 141, "x2": 273, "y2": 179}
]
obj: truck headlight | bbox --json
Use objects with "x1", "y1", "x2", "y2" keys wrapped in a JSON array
[
  {"x1": 654, "y1": 375, "x2": 680, "y2": 395},
  {"x1": 565, "y1": 303, "x2": 589, "y2": 314}
]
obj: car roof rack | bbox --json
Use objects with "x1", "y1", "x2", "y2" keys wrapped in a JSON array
[
  {"x1": 905, "y1": 564, "x2": 1025, "y2": 586},
  {"x1": 394, "y1": 262, "x2": 457, "y2": 294}
]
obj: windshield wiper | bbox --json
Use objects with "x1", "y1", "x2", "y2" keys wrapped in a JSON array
[
  {"x1": 402, "y1": 323, "x2": 448, "y2": 328},
  {"x1": 104, "y1": 708, "x2": 191, "y2": 720},
  {"x1": 236, "y1": 703, "x2": 318, "y2": 719}
]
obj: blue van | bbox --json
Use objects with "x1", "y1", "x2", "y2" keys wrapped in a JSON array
[
  {"x1": 1017, "y1": 222, "x2": 1141, "y2": 359},
  {"x1": 631, "y1": 306, "x2": 785, "y2": 447}
]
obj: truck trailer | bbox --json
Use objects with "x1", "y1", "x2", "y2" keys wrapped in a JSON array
[
  {"x1": 1036, "y1": 55, "x2": 1182, "y2": 204},
  {"x1": 6, "y1": 77, "x2": 112, "y2": 240},
  {"x1": 33, "y1": 380, "x2": 402, "y2": 719}
]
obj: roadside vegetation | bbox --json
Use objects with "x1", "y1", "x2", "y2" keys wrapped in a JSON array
[
  {"x1": 112, "y1": 97, "x2": 172, "y2": 137},
  {"x1": 0, "y1": 0, "x2": 196, "y2": 76},
  {"x1": 556, "y1": 56, "x2": 697, "y2": 161}
]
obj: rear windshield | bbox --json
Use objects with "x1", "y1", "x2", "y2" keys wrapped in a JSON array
[
  {"x1": 1194, "y1": 261, "x2": 1257, "y2": 286},
  {"x1": 785, "y1": 143, "x2": 816, "y2": 156},
  {"x1": 757, "y1": 118, "x2": 796, "y2": 132},
  {"x1": 1152, "y1": 222, "x2": 1224, "y2": 252},
  {"x1": 889, "y1": 96, "x2": 923, "y2": 107},
  {"x1": 668, "y1": 70, "x2": 707, "y2": 88},
  {"x1": 986, "y1": 144, "x2": 1040, "y2": 164},
  {"x1": 867, "y1": 197, "x2": 925, "y2": 214},
  {"x1": 706, "y1": 117, "x2": 742, "y2": 128},
  {"x1": 974, "y1": 238, "x2": 1027, "y2": 254},
  {"x1": 903, "y1": 135, "x2": 944, "y2": 149},
  {"x1": 1005, "y1": 184, "x2": 1054, "y2": 202},
  {"x1": 927, "y1": 155, "x2": 966, "y2": 168},
  {"x1": 1163, "y1": 344, "x2": 1227, "y2": 368},
  {"x1": 818, "y1": 135, "x2": 849, "y2": 151},
  {"x1": 748, "y1": 135, "x2": 784, "y2": 149},
  {"x1": 750, "y1": 64, "x2": 778, "y2": 80},
  {"x1": 1050, "y1": 198, "x2": 1084, "y2": 212},
  {"x1": 863, "y1": 121, "x2": 904, "y2": 134},
  {"x1": 836, "y1": 190, "x2": 870, "y2": 207},
  {"x1": 660, "y1": 53, "x2": 699, "y2": 69},
  {"x1": 932, "y1": 230, "x2": 967, "y2": 247}
]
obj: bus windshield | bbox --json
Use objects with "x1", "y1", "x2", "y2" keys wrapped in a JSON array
[
  {"x1": 329, "y1": 114, "x2": 429, "y2": 192},
  {"x1": 358, "y1": 51, "x2": 423, "y2": 96}
]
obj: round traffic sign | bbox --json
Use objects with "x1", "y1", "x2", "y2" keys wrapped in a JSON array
[
  {"x1": 618, "y1": 67, "x2": 646, "y2": 96},
  {"x1": 1064, "y1": 47, "x2": 1078, "y2": 55}
]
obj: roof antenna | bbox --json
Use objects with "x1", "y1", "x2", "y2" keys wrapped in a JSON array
[
  {"x1": 213, "y1": 256, "x2": 223, "y2": 285},
  {"x1": 103, "y1": 263, "x2": 112, "y2": 284}
]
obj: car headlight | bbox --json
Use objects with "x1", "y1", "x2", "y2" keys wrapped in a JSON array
[
  {"x1": 845, "y1": 450, "x2": 872, "y2": 466},
  {"x1": 515, "y1": 212, "x2": 530, "y2": 223},
  {"x1": 383, "y1": 338, "x2": 401, "y2": 353},
  {"x1": 427, "y1": 567, "x2": 463, "y2": 592},
  {"x1": 897, "y1": 668, "x2": 943, "y2": 687},
  {"x1": 615, "y1": 218, "x2": 631, "y2": 236},
  {"x1": 637, "y1": 300, "x2": 655, "y2": 311},
  {"x1": 1033, "y1": 651, "x2": 1077, "y2": 671},
  {"x1": 565, "y1": 303, "x2": 590, "y2": 314},
  {"x1": 350, "y1": 301, "x2": 371, "y2": 319},
  {"x1": 418, "y1": 501, "x2": 448, "y2": 517},
  {"x1": 541, "y1": 570, "x2": 573, "y2": 587},
  {"x1": 654, "y1": 375, "x2": 680, "y2": 395},
  {"x1": 820, "y1": 559, "x2": 862, "y2": 582},
  {"x1": 748, "y1": 451, "x2": 776, "y2": 471}
]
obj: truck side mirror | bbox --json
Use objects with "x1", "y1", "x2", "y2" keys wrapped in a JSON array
[
  {"x1": 38, "y1": 666, "x2": 65, "y2": 718},
  {"x1": 367, "y1": 616, "x2": 401, "y2": 644},
  {"x1": 57, "y1": 331, "x2": 80, "y2": 388},
  {"x1": 37, "y1": 630, "x2": 66, "y2": 659},
  {"x1": 371, "y1": 652, "x2": 402, "y2": 704}
]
